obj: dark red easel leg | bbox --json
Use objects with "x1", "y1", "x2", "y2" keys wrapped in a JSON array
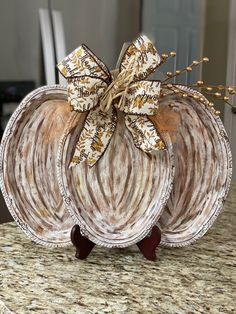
[
  {"x1": 137, "y1": 225, "x2": 161, "y2": 261},
  {"x1": 71, "y1": 224, "x2": 161, "y2": 261},
  {"x1": 71, "y1": 225, "x2": 95, "y2": 259}
]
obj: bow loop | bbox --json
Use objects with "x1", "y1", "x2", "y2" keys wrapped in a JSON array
[
  {"x1": 119, "y1": 35, "x2": 161, "y2": 81},
  {"x1": 67, "y1": 76, "x2": 108, "y2": 112},
  {"x1": 58, "y1": 44, "x2": 111, "y2": 83},
  {"x1": 116, "y1": 80, "x2": 161, "y2": 115}
]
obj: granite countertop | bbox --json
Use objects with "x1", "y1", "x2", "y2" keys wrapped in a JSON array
[{"x1": 0, "y1": 185, "x2": 235, "y2": 314}]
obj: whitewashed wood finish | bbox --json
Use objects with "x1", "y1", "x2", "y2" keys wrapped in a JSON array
[
  {"x1": 158, "y1": 86, "x2": 232, "y2": 247},
  {"x1": 2, "y1": 83, "x2": 228, "y2": 249},
  {"x1": 57, "y1": 112, "x2": 175, "y2": 248},
  {"x1": 0, "y1": 86, "x2": 75, "y2": 247}
]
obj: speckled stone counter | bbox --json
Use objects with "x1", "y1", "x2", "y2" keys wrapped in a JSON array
[{"x1": 0, "y1": 185, "x2": 235, "y2": 314}]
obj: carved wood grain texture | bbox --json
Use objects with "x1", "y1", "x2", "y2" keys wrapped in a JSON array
[
  {"x1": 158, "y1": 87, "x2": 232, "y2": 247},
  {"x1": 57, "y1": 112, "x2": 175, "y2": 247},
  {"x1": 0, "y1": 86, "x2": 75, "y2": 247},
  {"x1": 1, "y1": 85, "x2": 231, "y2": 249}
]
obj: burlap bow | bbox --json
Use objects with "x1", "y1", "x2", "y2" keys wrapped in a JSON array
[{"x1": 58, "y1": 35, "x2": 166, "y2": 167}]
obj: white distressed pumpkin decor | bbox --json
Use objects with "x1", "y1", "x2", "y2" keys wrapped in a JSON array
[{"x1": 0, "y1": 34, "x2": 233, "y2": 252}]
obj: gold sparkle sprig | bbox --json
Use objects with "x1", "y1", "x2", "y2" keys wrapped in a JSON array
[
  {"x1": 193, "y1": 81, "x2": 235, "y2": 104},
  {"x1": 160, "y1": 83, "x2": 221, "y2": 116},
  {"x1": 158, "y1": 51, "x2": 177, "y2": 67},
  {"x1": 158, "y1": 53, "x2": 236, "y2": 115},
  {"x1": 162, "y1": 56, "x2": 209, "y2": 83}
]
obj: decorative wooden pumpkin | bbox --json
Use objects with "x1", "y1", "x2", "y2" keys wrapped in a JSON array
[{"x1": 0, "y1": 34, "x2": 233, "y2": 254}]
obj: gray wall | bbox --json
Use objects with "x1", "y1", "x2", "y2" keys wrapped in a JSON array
[
  {"x1": 202, "y1": 0, "x2": 230, "y2": 119},
  {"x1": 0, "y1": 0, "x2": 140, "y2": 85},
  {"x1": 54, "y1": 0, "x2": 140, "y2": 68},
  {"x1": 0, "y1": 0, "x2": 48, "y2": 85},
  {"x1": 0, "y1": 0, "x2": 140, "y2": 223}
]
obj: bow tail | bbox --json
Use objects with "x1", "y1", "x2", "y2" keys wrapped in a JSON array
[
  {"x1": 125, "y1": 115, "x2": 166, "y2": 153},
  {"x1": 70, "y1": 106, "x2": 117, "y2": 168}
]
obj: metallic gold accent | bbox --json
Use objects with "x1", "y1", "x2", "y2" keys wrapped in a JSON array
[
  {"x1": 228, "y1": 87, "x2": 235, "y2": 94},
  {"x1": 186, "y1": 67, "x2": 192, "y2": 71},
  {"x1": 170, "y1": 51, "x2": 176, "y2": 57},
  {"x1": 203, "y1": 57, "x2": 209, "y2": 62},
  {"x1": 197, "y1": 80, "x2": 204, "y2": 86},
  {"x1": 208, "y1": 102, "x2": 214, "y2": 107},
  {"x1": 161, "y1": 53, "x2": 168, "y2": 59}
]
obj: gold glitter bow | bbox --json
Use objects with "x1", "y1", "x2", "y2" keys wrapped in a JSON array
[{"x1": 58, "y1": 35, "x2": 166, "y2": 167}]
